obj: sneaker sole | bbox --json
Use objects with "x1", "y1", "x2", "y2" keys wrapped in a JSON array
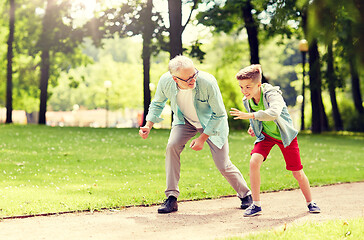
[
  {"x1": 309, "y1": 210, "x2": 321, "y2": 213},
  {"x1": 158, "y1": 208, "x2": 178, "y2": 214},
  {"x1": 243, "y1": 211, "x2": 262, "y2": 217}
]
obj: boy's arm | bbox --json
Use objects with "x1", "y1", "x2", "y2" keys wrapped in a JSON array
[
  {"x1": 230, "y1": 108, "x2": 255, "y2": 120},
  {"x1": 253, "y1": 92, "x2": 285, "y2": 121}
]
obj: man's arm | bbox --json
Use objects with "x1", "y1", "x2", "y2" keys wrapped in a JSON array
[
  {"x1": 190, "y1": 132, "x2": 209, "y2": 151},
  {"x1": 145, "y1": 74, "x2": 169, "y2": 124},
  {"x1": 203, "y1": 80, "x2": 227, "y2": 137}
]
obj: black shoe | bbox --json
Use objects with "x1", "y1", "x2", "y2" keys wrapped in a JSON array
[
  {"x1": 240, "y1": 195, "x2": 253, "y2": 209},
  {"x1": 308, "y1": 202, "x2": 321, "y2": 213},
  {"x1": 158, "y1": 196, "x2": 178, "y2": 214}
]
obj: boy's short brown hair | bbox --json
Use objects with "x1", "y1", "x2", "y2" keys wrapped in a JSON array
[{"x1": 235, "y1": 64, "x2": 262, "y2": 82}]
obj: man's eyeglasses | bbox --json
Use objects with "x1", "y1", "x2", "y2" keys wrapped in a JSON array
[{"x1": 173, "y1": 70, "x2": 199, "y2": 83}]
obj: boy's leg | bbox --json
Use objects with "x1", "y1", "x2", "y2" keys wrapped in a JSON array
[
  {"x1": 204, "y1": 137, "x2": 251, "y2": 199},
  {"x1": 244, "y1": 137, "x2": 275, "y2": 217},
  {"x1": 278, "y1": 137, "x2": 320, "y2": 213},
  {"x1": 249, "y1": 136, "x2": 275, "y2": 202},
  {"x1": 250, "y1": 153, "x2": 264, "y2": 202},
  {"x1": 165, "y1": 122, "x2": 197, "y2": 198},
  {"x1": 292, "y1": 170, "x2": 312, "y2": 202}
]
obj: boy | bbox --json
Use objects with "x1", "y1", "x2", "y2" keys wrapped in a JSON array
[{"x1": 229, "y1": 64, "x2": 321, "y2": 217}]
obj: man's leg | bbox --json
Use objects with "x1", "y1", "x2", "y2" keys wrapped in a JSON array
[
  {"x1": 165, "y1": 122, "x2": 197, "y2": 198},
  {"x1": 205, "y1": 138, "x2": 251, "y2": 199}
]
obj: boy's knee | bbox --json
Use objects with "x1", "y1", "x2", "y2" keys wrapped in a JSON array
[
  {"x1": 250, "y1": 154, "x2": 264, "y2": 169},
  {"x1": 292, "y1": 170, "x2": 306, "y2": 180}
]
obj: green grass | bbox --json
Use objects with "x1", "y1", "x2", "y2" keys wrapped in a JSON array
[
  {"x1": 0, "y1": 125, "x2": 363, "y2": 217},
  {"x1": 224, "y1": 218, "x2": 364, "y2": 240}
]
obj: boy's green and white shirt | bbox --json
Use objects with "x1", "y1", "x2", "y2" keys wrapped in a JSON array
[
  {"x1": 248, "y1": 86, "x2": 281, "y2": 140},
  {"x1": 243, "y1": 83, "x2": 298, "y2": 148}
]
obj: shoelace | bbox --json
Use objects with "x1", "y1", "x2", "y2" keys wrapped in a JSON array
[
  {"x1": 309, "y1": 202, "x2": 318, "y2": 208},
  {"x1": 246, "y1": 204, "x2": 256, "y2": 210}
]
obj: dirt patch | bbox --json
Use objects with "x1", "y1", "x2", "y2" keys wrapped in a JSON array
[{"x1": 1, "y1": 182, "x2": 363, "y2": 240}]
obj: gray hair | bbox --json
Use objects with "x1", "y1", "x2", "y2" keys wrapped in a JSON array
[{"x1": 168, "y1": 55, "x2": 194, "y2": 75}]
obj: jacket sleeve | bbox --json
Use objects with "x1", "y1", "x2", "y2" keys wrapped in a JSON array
[
  {"x1": 145, "y1": 79, "x2": 168, "y2": 123},
  {"x1": 253, "y1": 91, "x2": 285, "y2": 121},
  {"x1": 203, "y1": 80, "x2": 227, "y2": 136}
]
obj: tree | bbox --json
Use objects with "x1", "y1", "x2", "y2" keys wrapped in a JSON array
[
  {"x1": 94, "y1": 0, "x2": 168, "y2": 126},
  {"x1": 167, "y1": 0, "x2": 198, "y2": 59},
  {"x1": 168, "y1": 0, "x2": 183, "y2": 58},
  {"x1": 345, "y1": 20, "x2": 364, "y2": 114},
  {"x1": 5, "y1": 0, "x2": 15, "y2": 124},
  {"x1": 37, "y1": 0, "x2": 89, "y2": 124},
  {"x1": 141, "y1": 0, "x2": 153, "y2": 126},
  {"x1": 310, "y1": 0, "x2": 344, "y2": 131},
  {"x1": 326, "y1": 42, "x2": 343, "y2": 130},
  {"x1": 262, "y1": 0, "x2": 329, "y2": 132},
  {"x1": 197, "y1": 0, "x2": 267, "y2": 82}
]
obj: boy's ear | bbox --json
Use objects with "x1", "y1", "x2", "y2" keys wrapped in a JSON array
[{"x1": 257, "y1": 82, "x2": 262, "y2": 88}]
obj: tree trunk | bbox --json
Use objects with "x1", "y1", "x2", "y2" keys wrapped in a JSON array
[
  {"x1": 326, "y1": 42, "x2": 343, "y2": 131},
  {"x1": 240, "y1": 0, "x2": 267, "y2": 83},
  {"x1": 38, "y1": 50, "x2": 50, "y2": 125},
  {"x1": 142, "y1": 0, "x2": 153, "y2": 126},
  {"x1": 168, "y1": 0, "x2": 183, "y2": 59},
  {"x1": 345, "y1": 20, "x2": 363, "y2": 114},
  {"x1": 6, "y1": 0, "x2": 15, "y2": 124},
  {"x1": 300, "y1": 51, "x2": 307, "y2": 130},
  {"x1": 353, "y1": 0, "x2": 364, "y2": 65},
  {"x1": 38, "y1": 0, "x2": 54, "y2": 125},
  {"x1": 349, "y1": 58, "x2": 364, "y2": 114},
  {"x1": 308, "y1": 39, "x2": 325, "y2": 133}
]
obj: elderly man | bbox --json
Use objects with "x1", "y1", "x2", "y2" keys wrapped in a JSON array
[{"x1": 139, "y1": 55, "x2": 252, "y2": 213}]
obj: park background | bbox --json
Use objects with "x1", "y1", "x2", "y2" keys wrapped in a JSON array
[
  {"x1": 0, "y1": 0, "x2": 363, "y2": 132},
  {"x1": 0, "y1": 0, "x2": 363, "y2": 238}
]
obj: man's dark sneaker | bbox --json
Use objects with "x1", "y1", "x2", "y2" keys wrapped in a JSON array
[
  {"x1": 240, "y1": 195, "x2": 253, "y2": 209},
  {"x1": 308, "y1": 202, "x2": 321, "y2": 213},
  {"x1": 158, "y1": 196, "x2": 178, "y2": 214},
  {"x1": 243, "y1": 204, "x2": 262, "y2": 217}
]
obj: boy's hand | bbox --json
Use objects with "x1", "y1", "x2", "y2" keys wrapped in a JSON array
[
  {"x1": 229, "y1": 108, "x2": 254, "y2": 120},
  {"x1": 247, "y1": 126, "x2": 255, "y2": 137}
]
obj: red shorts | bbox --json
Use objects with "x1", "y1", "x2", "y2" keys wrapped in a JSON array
[{"x1": 251, "y1": 132, "x2": 303, "y2": 171}]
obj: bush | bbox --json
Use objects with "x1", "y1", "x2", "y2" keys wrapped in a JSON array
[
  {"x1": 228, "y1": 116, "x2": 250, "y2": 130},
  {"x1": 340, "y1": 99, "x2": 364, "y2": 132}
]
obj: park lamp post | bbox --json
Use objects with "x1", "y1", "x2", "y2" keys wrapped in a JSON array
[
  {"x1": 104, "y1": 80, "x2": 112, "y2": 128},
  {"x1": 299, "y1": 39, "x2": 308, "y2": 131}
]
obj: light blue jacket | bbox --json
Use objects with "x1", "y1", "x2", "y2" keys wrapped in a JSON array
[
  {"x1": 243, "y1": 83, "x2": 298, "y2": 148},
  {"x1": 146, "y1": 71, "x2": 228, "y2": 149}
]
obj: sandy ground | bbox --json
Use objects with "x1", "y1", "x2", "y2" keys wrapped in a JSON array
[{"x1": 0, "y1": 182, "x2": 363, "y2": 240}]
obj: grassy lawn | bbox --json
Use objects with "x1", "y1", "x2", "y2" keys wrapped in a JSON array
[
  {"x1": 225, "y1": 218, "x2": 364, "y2": 240},
  {"x1": 0, "y1": 125, "x2": 363, "y2": 217}
]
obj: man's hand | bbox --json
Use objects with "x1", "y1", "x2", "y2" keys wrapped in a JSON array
[
  {"x1": 229, "y1": 108, "x2": 254, "y2": 120},
  {"x1": 247, "y1": 126, "x2": 255, "y2": 137},
  {"x1": 139, "y1": 121, "x2": 154, "y2": 139},
  {"x1": 190, "y1": 133, "x2": 209, "y2": 151}
]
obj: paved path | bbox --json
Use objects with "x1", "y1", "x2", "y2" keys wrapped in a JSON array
[{"x1": 1, "y1": 182, "x2": 363, "y2": 240}]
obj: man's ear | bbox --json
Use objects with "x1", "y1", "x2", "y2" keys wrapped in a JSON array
[{"x1": 172, "y1": 76, "x2": 178, "y2": 83}]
